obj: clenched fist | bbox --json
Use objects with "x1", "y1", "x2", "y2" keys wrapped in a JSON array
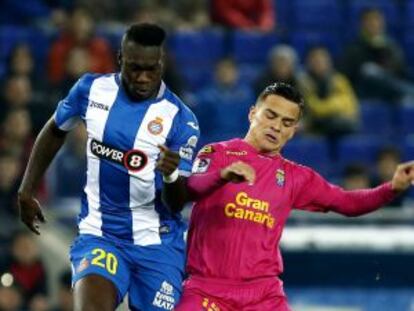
[
  {"x1": 220, "y1": 161, "x2": 256, "y2": 185},
  {"x1": 18, "y1": 192, "x2": 46, "y2": 235},
  {"x1": 157, "y1": 145, "x2": 180, "y2": 177},
  {"x1": 391, "y1": 161, "x2": 414, "y2": 192}
]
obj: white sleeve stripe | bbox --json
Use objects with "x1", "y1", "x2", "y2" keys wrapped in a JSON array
[{"x1": 54, "y1": 112, "x2": 80, "y2": 131}]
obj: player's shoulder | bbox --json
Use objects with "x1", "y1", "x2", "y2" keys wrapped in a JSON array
[
  {"x1": 198, "y1": 139, "x2": 237, "y2": 156},
  {"x1": 280, "y1": 156, "x2": 313, "y2": 174},
  {"x1": 76, "y1": 72, "x2": 117, "y2": 92},
  {"x1": 280, "y1": 156, "x2": 322, "y2": 185},
  {"x1": 163, "y1": 87, "x2": 197, "y2": 120}
]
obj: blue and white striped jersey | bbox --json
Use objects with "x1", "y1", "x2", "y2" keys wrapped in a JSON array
[{"x1": 54, "y1": 73, "x2": 200, "y2": 246}]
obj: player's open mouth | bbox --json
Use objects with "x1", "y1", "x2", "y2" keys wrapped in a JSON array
[{"x1": 265, "y1": 133, "x2": 278, "y2": 144}]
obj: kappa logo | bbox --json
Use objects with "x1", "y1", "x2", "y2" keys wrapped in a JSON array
[
  {"x1": 148, "y1": 117, "x2": 164, "y2": 135},
  {"x1": 88, "y1": 100, "x2": 109, "y2": 111},
  {"x1": 187, "y1": 121, "x2": 199, "y2": 130},
  {"x1": 226, "y1": 150, "x2": 247, "y2": 156},
  {"x1": 90, "y1": 139, "x2": 148, "y2": 172}
]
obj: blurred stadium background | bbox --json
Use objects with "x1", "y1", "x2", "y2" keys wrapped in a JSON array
[{"x1": 0, "y1": 0, "x2": 414, "y2": 310}]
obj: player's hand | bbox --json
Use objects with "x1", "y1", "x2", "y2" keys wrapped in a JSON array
[
  {"x1": 157, "y1": 145, "x2": 180, "y2": 176},
  {"x1": 391, "y1": 161, "x2": 414, "y2": 192},
  {"x1": 220, "y1": 161, "x2": 256, "y2": 185},
  {"x1": 17, "y1": 192, "x2": 46, "y2": 235}
]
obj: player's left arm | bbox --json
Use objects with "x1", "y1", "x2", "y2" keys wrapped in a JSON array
[
  {"x1": 156, "y1": 144, "x2": 190, "y2": 213},
  {"x1": 293, "y1": 161, "x2": 414, "y2": 216},
  {"x1": 157, "y1": 108, "x2": 200, "y2": 213}
]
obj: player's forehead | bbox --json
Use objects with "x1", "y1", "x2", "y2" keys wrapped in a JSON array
[
  {"x1": 121, "y1": 41, "x2": 162, "y2": 65},
  {"x1": 259, "y1": 94, "x2": 301, "y2": 119}
]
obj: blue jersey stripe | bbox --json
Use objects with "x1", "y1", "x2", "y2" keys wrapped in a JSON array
[
  {"x1": 78, "y1": 193, "x2": 89, "y2": 223},
  {"x1": 100, "y1": 91, "x2": 151, "y2": 241}
]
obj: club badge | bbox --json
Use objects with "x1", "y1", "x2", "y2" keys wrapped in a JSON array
[
  {"x1": 147, "y1": 117, "x2": 163, "y2": 135},
  {"x1": 276, "y1": 169, "x2": 285, "y2": 187}
]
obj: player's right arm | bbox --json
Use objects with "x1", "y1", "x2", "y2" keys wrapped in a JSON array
[
  {"x1": 18, "y1": 119, "x2": 68, "y2": 234},
  {"x1": 220, "y1": 161, "x2": 255, "y2": 184},
  {"x1": 18, "y1": 74, "x2": 90, "y2": 234},
  {"x1": 187, "y1": 144, "x2": 255, "y2": 200}
]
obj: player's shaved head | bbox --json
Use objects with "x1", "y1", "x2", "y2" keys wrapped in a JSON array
[{"x1": 256, "y1": 82, "x2": 305, "y2": 118}]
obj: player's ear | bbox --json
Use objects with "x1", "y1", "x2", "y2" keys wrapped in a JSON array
[
  {"x1": 117, "y1": 50, "x2": 122, "y2": 67},
  {"x1": 248, "y1": 105, "x2": 257, "y2": 123},
  {"x1": 288, "y1": 120, "x2": 300, "y2": 140},
  {"x1": 289, "y1": 125, "x2": 298, "y2": 139},
  {"x1": 160, "y1": 49, "x2": 166, "y2": 73}
]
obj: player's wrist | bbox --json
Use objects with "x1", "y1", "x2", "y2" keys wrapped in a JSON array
[
  {"x1": 163, "y1": 169, "x2": 179, "y2": 183},
  {"x1": 18, "y1": 188, "x2": 35, "y2": 199}
]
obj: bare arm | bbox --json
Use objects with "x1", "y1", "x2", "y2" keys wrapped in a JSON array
[
  {"x1": 157, "y1": 145, "x2": 190, "y2": 214},
  {"x1": 18, "y1": 118, "x2": 68, "y2": 234},
  {"x1": 162, "y1": 176, "x2": 190, "y2": 214}
]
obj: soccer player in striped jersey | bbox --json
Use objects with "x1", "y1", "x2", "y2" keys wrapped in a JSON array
[
  {"x1": 18, "y1": 23, "x2": 200, "y2": 311},
  {"x1": 175, "y1": 83, "x2": 414, "y2": 311}
]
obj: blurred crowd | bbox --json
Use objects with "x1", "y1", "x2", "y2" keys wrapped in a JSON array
[
  {"x1": 1, "y1": 0, "x2": 414, "y2": 309},
  {"x1": 0, "y1": 231, "x2": 72, "y2": 311}
]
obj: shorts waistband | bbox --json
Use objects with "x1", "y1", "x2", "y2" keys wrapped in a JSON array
[{"x1": 188, "y1": 275, "x2": 283, "y2": 288}]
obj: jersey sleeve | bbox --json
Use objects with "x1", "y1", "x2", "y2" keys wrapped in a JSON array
[
  {"x1": 187, "y1": 143, "x2": 227, "y2": 199},
  {"x1": 292, "y1": 165, "x2": 396, "y2": 216},
  {"x1": 191, "y1": 143, "x2": 226, "y2": 175},
  {"x1": 53, "y1": 74, "x2": 93, "y2": 131},
  {"x1": 292, "y1": 167, "x2": 343, "y2": 213},
  {"x1": 167, "y1": 106, "x2": 201, "y2": 176}
]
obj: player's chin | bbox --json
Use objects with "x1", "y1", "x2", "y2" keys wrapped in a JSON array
[
  {"x1": 259, "y1": 141, "x2": 280, "y2": 154},
  {"x1": 134, "y1": 89, "x2": 152, "y2": 98}
]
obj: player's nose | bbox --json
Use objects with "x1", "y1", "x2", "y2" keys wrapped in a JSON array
[
  {"x1": 271, "y1": 119, "x2": 282, "y2": 132},
  {"x1": 136, "y1": 71, "x2": 152, "y2": 84}
]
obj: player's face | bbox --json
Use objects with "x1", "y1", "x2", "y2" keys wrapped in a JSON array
[
  {"x1": 120, "y1": 40, "x2": 163, "y2": 101},
  {"x1": 246, "y1": 95, "x2": 300, "y2": 155}
]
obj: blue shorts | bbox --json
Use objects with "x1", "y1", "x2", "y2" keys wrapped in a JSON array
[{"x1": 69, "y1": 225, "x2": 186, "y2": 311}]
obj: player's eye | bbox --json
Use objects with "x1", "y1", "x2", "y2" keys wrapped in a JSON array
[
  {"x1": 283, "y1": 120, "x2": 295, "y2": 127},
  {"x1": 127, "y1": 64, "x2": 141, "y2": 71}
]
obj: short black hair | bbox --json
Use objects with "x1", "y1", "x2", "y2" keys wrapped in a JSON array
[
  {"x1": 123, "y1": 23, "x2": 166, "y2": 46},
  {"x1": 257, "y1": 82, "x2": 305, "y2": 116}
]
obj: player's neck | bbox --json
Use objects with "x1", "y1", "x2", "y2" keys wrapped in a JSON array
[{"x1": 242, "y1": 136, "x2": 280, "y2": 157}]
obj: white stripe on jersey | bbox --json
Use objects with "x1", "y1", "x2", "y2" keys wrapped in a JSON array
[
  {"x1": 129, "y1": 99, "x2": 179, "y2": 245},
  {"x1": 79, "y1": 75, "x2": 119, "y2": 237},
  {"x1": 53, "y1": 111, "x2": 81, "y2": 131}
]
